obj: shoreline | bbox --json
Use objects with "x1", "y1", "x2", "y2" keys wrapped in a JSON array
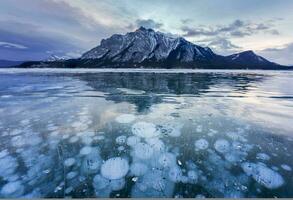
[{"x1": 0, "y1": 68, "x2": 292, "y2": 74}]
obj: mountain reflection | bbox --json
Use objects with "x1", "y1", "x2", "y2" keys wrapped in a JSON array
[{"x1": 75, "y1": 72, "x2": 266, "y2": 112}]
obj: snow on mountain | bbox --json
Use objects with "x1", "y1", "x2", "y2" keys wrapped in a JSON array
[{"x1": 46, "y1": 55, "x2": 71, "y2": 62}]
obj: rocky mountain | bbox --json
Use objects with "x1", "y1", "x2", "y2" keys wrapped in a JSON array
[
  {"x1": 19, "y1": 27, "x2": 291, "y2": 69},
  {"x1": 81, "y1": 27, "x2": 217, "y2": 64}
]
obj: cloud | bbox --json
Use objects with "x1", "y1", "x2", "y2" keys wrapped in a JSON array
[
  {"x1": 181, "y1": 18, "x2": 193, "y2": 25},
  {"x1": 135, "y1": 19, "x2": 163, "y2": 30},
  {"x1": 195, "y1": 37, "x2": 242, "y2": 55},
  {"x1": 0, "y1": 41, "x2": 28, "y2": 49},
  {"x1": 181, "y1": 19, "x2": 279, "y2": 38},
  {"x1": 208, "y1": 38, "x2": 241, "y2": 50},
  {"x1": 0, "y1": 0, "x2": 130, "y2": 60},
  {"x1": 258, "y1": 43, "x2": 293, "y2": 65}
]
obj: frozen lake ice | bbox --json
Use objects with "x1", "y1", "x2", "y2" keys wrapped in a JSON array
[{"x1": 0, "y1": 69, "x2": 292, "y2": 198}]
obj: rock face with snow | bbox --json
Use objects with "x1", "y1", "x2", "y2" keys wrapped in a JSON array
[{"x1": 81, "y1": 27, "x2": 216, "y2": 66}]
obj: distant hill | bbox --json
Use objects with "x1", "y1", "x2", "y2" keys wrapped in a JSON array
[
  {"x1": 0, "y1": 60, "x2": 24, "y2": 67},
  {"x1": 19, "y1": 27, "x2": 292, "y2": 70}
]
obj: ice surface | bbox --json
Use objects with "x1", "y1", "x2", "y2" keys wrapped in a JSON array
[
  {"x1": 242, "y1": 162, "x2": 284, "y2": 189},
  {"x1": 115, "y1": 114, "x2": 136, "y2": 124},
  {"x1": 256, "y1": 153, "x2": 271, "y2": 161},
  {"x1": 158, "y1": 153, "x2": 177, "y2": 168},
  {"x1": 69, "y1": 136, "x2": 79, "y2": 143},
  {"x1": 101, "y1": 157, "x2": 129, "y2": 180},
  {"x1": 0, "y1": 70, "x2": 293, "y2": 197},
  {"x1": 109, "y1": 178, "x2": 125, "y2": 191},
  {"x1": 66, "y1": 171, "x2": 78, "y2": 180},
  {"x1": 116, "y1": 135, "x2": 127, "y2": 145},
  {"x1": 130, "y1": 162, "x2": 148, "y2": 176},
  {"x1": 195, "y1": 139, "x2": 209, "y2": 150},
  {"x1": 0, "y1": 149, "x2": 9, "y2": 159},
  {"x1": 160, "y1": 123, "x2": 182, "y2": 137},
  {"x1": 64, "y1": 158, "x2": 76, "y2": 167},
  {"x1": 146, "y1": 138, "x2": 165, "y2": 152},
  {"x1": 281, "y1": 164, "x2": 292, "y2": 171},
  {"x1": 132, "y1": 122, "x2": 160, "y2": 138},
  {"x1": 0, "y1": 156, "x2": 18, "y2": 180},
  {"x1": 134, "y1": 143, "x2": 154, "y2": 160},
  {"x1": 127, "y1": 136, "x2": 141, "y2": 146},
  {"x1": 0, "y1": 181, "x2": 24, "y2": 197},
  {"x1": 187, "y1": 170, "x2": 198, "y2": 183},
  {"x1": 81, "y1": 147, "x2": 101, "y2": 174},
  {"x1": 214, "y1": 139, "x2": 230, "y2": 154},
  {"x1": 168, "y1": 166, "x2": 183, "y2": 182},
  {"x1": 79, "y1": 146, "x2": 92, "y2": 155},
  {"x1": 93, "y1": 174, "x2": 109, "y2": 190}
]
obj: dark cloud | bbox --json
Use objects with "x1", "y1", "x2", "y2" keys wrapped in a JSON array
[
  {"x1": 182, "y1": 19, "x2": 279, "y2": 38},
  {"x1": 135, "y1": 19, "x2": 163, "y2": 30}
]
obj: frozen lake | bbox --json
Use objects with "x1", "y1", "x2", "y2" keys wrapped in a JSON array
[{"x1": 0, "y1": 69, "x2": 292, "y2": 198}]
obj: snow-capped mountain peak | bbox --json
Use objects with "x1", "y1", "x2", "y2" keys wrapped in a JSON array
[{"x1": 81, "y1": 26, "x2": 217, "y2": 63}]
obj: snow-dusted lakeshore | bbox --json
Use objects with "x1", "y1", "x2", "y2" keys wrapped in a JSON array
[{"x1": 0, "y1": 69, "x2": 292, "y2": 198}]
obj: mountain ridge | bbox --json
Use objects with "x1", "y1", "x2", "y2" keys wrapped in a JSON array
[{"x1": 18, "y1": 27, "x2": 291, "y2": 69}]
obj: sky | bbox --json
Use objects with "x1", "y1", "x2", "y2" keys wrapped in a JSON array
[{"x1": 0, "y1": 0, "x2": 293, "y2": 65}]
